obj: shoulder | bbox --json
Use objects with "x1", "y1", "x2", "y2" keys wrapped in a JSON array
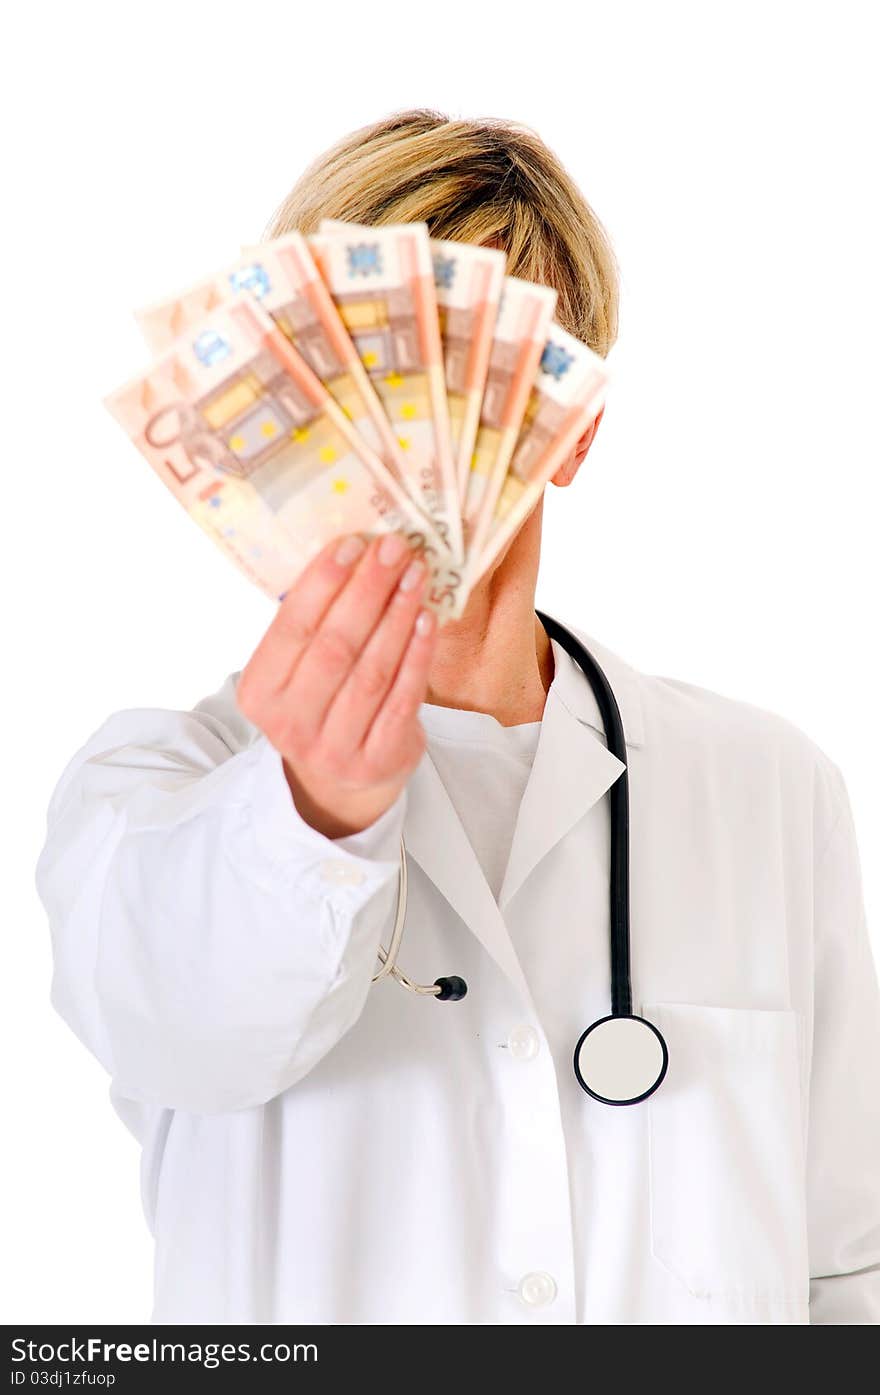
[
  {"x1": 644, "y1": 668, "x2": 826, "y2": 763},
  {"x1": 65, "y1": 671, "x2": 254, "y2": 781},
  {"x1": 191, "y1": 669, "x2": 253, "y2": 750},
  {"x1": 574, "y1": 625, "x2": 847, "y2": 833},
  {"x1": 43, "y1": 672, "x2": 256, "y2": 822}
]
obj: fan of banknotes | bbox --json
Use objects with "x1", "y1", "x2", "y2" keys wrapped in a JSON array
[{"x1": 105, "y1": 221, "x2": 609, "y2": 621}]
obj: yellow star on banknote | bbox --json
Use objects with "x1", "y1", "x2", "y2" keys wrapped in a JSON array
[
  {"x1": 260, "y1": 420, "x2": 278, "y2": 439},
  {"x1": 362, "y1": 351, "x2": 378, "y2": 368},
  {"x1": 400, "y1": 402, "x2": 417, "y2": 419},
  {"x1": 229, "y1": 435, "x2": 245, "y2": 453},
  {"x1": 397, "y1": 436, "x2": 411, "y2": 451},
  {"x1": 331, "y1": 478, "x2": 349, "y2": 494},
  {"x1": 384, "y1": 371, "x2": 403, "y2": 389},
  {"x1": 292, "y1": 426, "x2": 311, "y2": 443},
  {"x1": 319, "y1": 446, "x2": 338, "y2": 464}
]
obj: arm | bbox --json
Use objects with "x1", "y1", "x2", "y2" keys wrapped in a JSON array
[
  {"x1": 36, "y1": 530, "x2": 437, "y2": 1115},
  {"x1": 35, "y1": 697, "x2": 405, "y2": 1115},
  {"x1": 807, "y1": 764, "x2": 880, "y2": 1323}
]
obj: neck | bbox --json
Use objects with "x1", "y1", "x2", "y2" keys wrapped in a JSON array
[{"x1": 426, "y1": 501, "x2": 554, "y2": 725}]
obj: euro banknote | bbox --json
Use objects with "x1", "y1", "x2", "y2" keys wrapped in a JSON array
[
  {"x1": 459, "y1": 277, "x2": 558, "y2": 568},
  {"x1": 432, "y1": 239, "x2": 506, "y2": 501},
  {"x1": 105, "y1": 293, "x2": 451, "y2": 607},
  {"x1": 320, "y1": 219, "x2": 506, "y2": 503},
  {"x1": 135, "y1": 233, "x2": 407, "y2": 491},
  {"x1": 468, "y1": 323, "x2": 609, "y2": 589},
  {"x1": 311, "y1": 222, "x2": 463, "y2": 561}
]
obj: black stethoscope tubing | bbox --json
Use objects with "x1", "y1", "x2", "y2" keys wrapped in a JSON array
[
  {"x1": 534, "y1": 613, "x2": 668, "y2": 1104},
  {"x1": 535, "y1": 610, "x2": 632, "y2": 1017}
]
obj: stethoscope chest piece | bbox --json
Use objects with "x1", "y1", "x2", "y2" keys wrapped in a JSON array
[{"x1": 573, "y1": 1015, "x2": 669, "y2": 1106}]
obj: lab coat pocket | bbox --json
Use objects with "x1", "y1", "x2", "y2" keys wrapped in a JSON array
[{"x1": 645, "y1": 1003, "x2": 809, "y2": 1311}]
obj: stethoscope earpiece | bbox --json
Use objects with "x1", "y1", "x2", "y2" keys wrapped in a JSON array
[
  {"x1": 370, "y1": 612, "x2": 669, "y2": 1105},
  {"x1": 434, "y1": 976, "x2": 468, "y2": 1002}
]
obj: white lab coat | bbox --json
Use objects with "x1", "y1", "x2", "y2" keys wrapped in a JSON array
[{"x1": 36, "y1": 621, "x2": 880, "y2": 1325}]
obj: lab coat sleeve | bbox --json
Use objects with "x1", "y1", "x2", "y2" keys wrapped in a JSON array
[
  {"x1": 807, "y1": 763, "x2": 880, "y2": 1323},
  {"x1": 35, "y1": 695, "x2": 406, "y2": 1114}
]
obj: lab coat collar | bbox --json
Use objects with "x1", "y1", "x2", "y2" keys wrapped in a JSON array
[
  {"x1": 497, "y1": 626, "x2": 631, "y2": 907},
  {"x1": 404, "y1": 618, "x2": 641, "y2": 1003},
  {"x1": 543, "y1": 618, "x2": 646, "y2": 751}
]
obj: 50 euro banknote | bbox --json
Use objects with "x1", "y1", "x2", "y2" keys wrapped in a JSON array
[
  {"x1": 468, "y1": 324, "x2": 609, "y2": 591},
  {"x1": 321, "y1": 219, "x2": 506, "y2": 504},
  {"x1": 459, "y1": 276, "x2": 558, "y2": 567},
  {"x1": 425, "y1": 275, "x2": 558, "y2": 615},
  {"x1": 432, "y1": 239, "x2": 506, "y2": 501},
  {"x1": 312, "y1": 221, "x2": 462, "y2": 561},
  {"x1": 135, "y1": 232, "x2": 407, "y2": 492},
  {"x1": 105, "y1": 292, "x2": 451, "y2": 607}
]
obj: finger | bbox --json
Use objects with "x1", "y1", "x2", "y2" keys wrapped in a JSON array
[
  {"x1": 362, "y1": 607, "x2": 437, "y2": 767},
  {"x1": 237, "y1": 532, "x2": 369, "y2": 709},
  {"x1": 318, "y1": 554, "x2": 429, "y2": 756},
  {"x1": 284, "y1": 532, "x2": 418, "y2": 739}
]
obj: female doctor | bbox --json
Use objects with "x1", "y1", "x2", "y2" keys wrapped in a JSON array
[{"x1": 37, "y1": 110, "x2": 880, "y2": 1325}]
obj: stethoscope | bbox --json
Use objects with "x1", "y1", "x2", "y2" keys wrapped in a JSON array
[{"x1": 372, "y1": 611, "x2": 669, "y2": 1108}]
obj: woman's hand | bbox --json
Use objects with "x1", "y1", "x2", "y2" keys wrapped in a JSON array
[{"x1": 236, "y1": 532, "x2": 437, "y2": 838}]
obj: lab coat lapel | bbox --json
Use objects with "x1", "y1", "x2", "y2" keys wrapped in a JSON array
[
  {"x1": 498, "y1": 679, "x2": 625, "y2": 908},
  {"x1": 402, "y1": 622, "x2": 642, "y2": 1004},
  {"x1": 403, "y1": 753, "x2": 537, "y2": 1010},
  {"x1": 498, "y1": 628, "x2": 642, "y2": 908}
]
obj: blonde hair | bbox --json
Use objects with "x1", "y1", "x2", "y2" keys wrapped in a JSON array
[{"x1": 266, "y1": 110, "x2": 619, "y2": 357}]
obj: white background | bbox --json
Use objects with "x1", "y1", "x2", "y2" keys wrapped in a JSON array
[{"x1": 3, "y1": 0, "x2": 877, "y2": 1322}]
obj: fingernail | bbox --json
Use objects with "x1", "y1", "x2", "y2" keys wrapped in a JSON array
[
  {"x1": 415, "y1": 608, "x2": 434, "y2": 637},
  {"x1": 335, "y1": 535, "x2": 367, "y2": 566},
  {"x1": 378, "y1": 532, "x2": 408, "y2": 567},
  {"x1": 398, "y1": 559, "x2": 425, "y2": 593}
]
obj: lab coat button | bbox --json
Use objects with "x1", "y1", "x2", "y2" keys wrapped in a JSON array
[
  {"x1": 508, "y1": 1025, "x2": 540, "y2": 1060},
  {"x1": 319, "y1": 860, "x2": 366, "y2": 887},
  {"x1": 517, "y1": 1271, "x2": 557, "y2": 1308}
]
